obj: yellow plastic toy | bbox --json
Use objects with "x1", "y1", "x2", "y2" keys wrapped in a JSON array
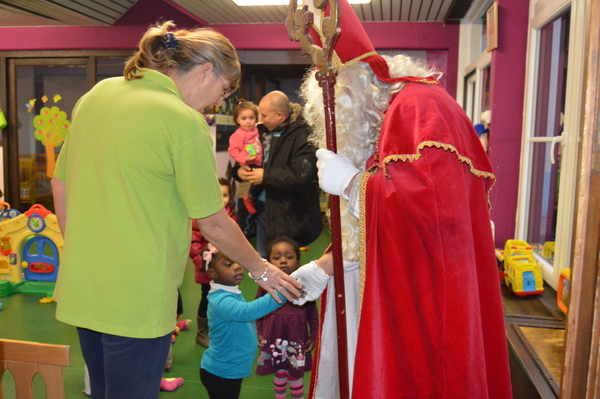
[
  {"x1": 557, "y1": 268, "x2": 571, "y2": 314},
  {"x1": 503, "y1": 239, "x2": 544, "y2": 297},
  {"x1": 0, "y1": 203, "x2": 63, "y2": 300},
  {"x1": 543, "y1": 241, "x2": 555, "y2": 260}
]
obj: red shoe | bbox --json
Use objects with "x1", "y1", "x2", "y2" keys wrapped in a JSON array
[{"x1": 243, "y1": 194, "x2": 257, "y2": 214}]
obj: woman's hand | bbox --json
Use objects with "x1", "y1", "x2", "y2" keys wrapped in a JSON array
[{"x1": 252, "y1": 261, "x2": 304, "y2": 303}]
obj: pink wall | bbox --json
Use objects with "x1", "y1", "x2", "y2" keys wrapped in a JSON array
[
  {"x1": 0, "y1": 0, "x2": 460, "y2": 93},
  {"x1": 488, "y1": 0, "x2": 529, "y2": 246},
  {"x1": 214, "y1": 21, "x2": 459, "y2": 96},
  {"x1": 0, "y1": 26, "x2": 149, "y2": 51},
  {"x1": 0, "y1": 9, "x2": 459, "y2": 96}
]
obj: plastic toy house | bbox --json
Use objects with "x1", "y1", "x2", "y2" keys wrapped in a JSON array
[{"x1": 0, "y1": 204, "x2": 63, "y2": 297}]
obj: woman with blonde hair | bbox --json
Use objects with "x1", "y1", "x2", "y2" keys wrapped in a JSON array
[{"x1": 51, "y1": 21, "x2": 302, "y2": 399}]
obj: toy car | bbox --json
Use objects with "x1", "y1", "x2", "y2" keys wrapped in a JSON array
[{"x1": 503, "y1": 239, "x2": 544, "y2": 296}]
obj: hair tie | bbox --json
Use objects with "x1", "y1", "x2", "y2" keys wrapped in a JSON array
[
  {"x1": 163, "y1": 32, "x2": 179, "y2": 52},
  {"x1": 203, "y1": 243, "x2": 219, "y2": 271}
]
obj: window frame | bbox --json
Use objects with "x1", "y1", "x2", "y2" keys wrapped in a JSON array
[
  {"x1": 515, "y1": 0, "x2": 586, "y2": 289},
  {"x1": 0, "y1": 50, "x2": 133, "y2": 209},
  {"x1": 456, "y1": 0, "x2": 493, "y2": 119}
]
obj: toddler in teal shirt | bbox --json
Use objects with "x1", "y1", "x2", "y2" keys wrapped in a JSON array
[{"x1": 200, "y1": 244, "x2": 286, "y2": 399}]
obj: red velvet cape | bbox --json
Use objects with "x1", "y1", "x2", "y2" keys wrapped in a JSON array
[{"x1": 352, "y1": 82, "x2": 512, "y2": 398}]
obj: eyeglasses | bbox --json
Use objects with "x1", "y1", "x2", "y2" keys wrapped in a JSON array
[{"x1": 214, "y1": 70, "x2": 233, "y2": 100}]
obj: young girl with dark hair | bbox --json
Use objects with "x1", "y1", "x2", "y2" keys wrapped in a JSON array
[
  {"x1": 199, "y1": 244, "x2": 284, "y2": 399},
  {"x1": 255, "y1": 237, "x2": 319, "y2": 399}
]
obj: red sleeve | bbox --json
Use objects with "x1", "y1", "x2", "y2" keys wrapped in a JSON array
[
  {"x1": 190, "y1": 219, "x2": 210, "y2": 284},
  {"x1": 305, "y1": 301, "x2": 319, "y2": 342}
]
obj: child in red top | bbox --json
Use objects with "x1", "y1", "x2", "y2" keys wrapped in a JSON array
[{"x1": 190, "y1": 177, "x2": 237, "y2": 347}]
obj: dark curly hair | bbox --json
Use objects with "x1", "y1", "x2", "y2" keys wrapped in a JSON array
[{"x1": 266, "y1": 236, "x2": 300, "y2": 263}]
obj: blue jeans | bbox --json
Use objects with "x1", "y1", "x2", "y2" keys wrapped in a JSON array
[
  {"x1": 77, "y1": 328, "x2": 171, "y2": 399},
  {"x1": 255, "y1": 200, "x2": 266, "y2": 258}
]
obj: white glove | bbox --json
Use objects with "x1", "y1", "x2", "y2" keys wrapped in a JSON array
[
  {"x1": 291, "y1": 261, "x2": 332, "y2": 305},
  {"x1": 316, "y1": 149, "x2": 359, "y2": 200}
]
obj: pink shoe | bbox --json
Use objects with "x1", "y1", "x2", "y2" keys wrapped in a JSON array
[
  {"x1": 160, "y1": 377, "x2": 184, "y2": 391},
  {"x1": 176, "y1": 319, "x2": 191, "y2": 332}
]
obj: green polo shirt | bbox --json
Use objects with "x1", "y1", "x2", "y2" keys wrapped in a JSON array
[{"x1": 54, "y1": 69, "x2": 222, "y2": 338}]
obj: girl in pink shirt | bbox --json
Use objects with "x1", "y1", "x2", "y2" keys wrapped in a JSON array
[
  {"x1": 228, "y1": 100, "x2": 262, "y2": 214},
  {"x1": 228, "y1": 100, "x2": 262, "y2": 167}
]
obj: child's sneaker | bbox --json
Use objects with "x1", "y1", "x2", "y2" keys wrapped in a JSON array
[
  {"x1": 176, "y1": 319, "x2": 191, "y2": 332},
  {"x1": 243, "y1": 194, "x2": 257, "y2": 214},
  {"x1": 160, "y1": 377, "x2": 184, "y2": 391}
]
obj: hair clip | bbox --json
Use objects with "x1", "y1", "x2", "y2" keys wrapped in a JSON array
[
  {"x1": 163, "y1": 32, "x2": 179, "y2": 52},
  {"x1": 203, "y1": 243, "x2": 219, "y2": 271}
]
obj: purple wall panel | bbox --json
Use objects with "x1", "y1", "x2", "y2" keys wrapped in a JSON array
[
  {"x1": 0, "y1": 26, "x2": 148, "y2": 51},
  {"x1": 114, "y1": 0, "x2": 207, "y2": 26},
  {"x1": 488, "y1": 0, "x2": 529, "y2": 246}
]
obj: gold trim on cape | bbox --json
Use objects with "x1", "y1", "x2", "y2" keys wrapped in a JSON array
[
  {"x1": 379, "y1": 140, "x2": 495, "y2": 181},
  {"x1": 358, "y1": 170, "x2": 373, "y2": 322},
  {"x1": 366, "y1": 139, "x2": 497, "y2": 214},
  {"x1": 380, "y1": 140, "x2": 496, "y2": 209}
]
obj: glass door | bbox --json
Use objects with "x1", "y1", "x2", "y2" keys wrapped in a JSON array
[
  {"x1": 10, "y1": 59, "x2": 89, "y2": 212},
  {"x1": 4, "y1": 54, "x2": 129, "y2": 213},
  {"x1": 525, "y1": 11, "x2": 569, "y2": 266},
  {"x1": 516, "y1": 0, "x2": 586, "y2": 289}
]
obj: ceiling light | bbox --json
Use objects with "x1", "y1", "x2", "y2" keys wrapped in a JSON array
[{"x1": 233, "y1": 0, "x2": 371, "y2": 5}]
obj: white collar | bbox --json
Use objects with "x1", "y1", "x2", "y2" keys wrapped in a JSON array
[{"x1": 210, "y1": 281, "x2": 242, "y2": 294}]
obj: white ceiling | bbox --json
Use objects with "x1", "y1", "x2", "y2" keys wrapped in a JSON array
[{"x1": 0, "y1": 0, "x2": 472, "y2": 27}]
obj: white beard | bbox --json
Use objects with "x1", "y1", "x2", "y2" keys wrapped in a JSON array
[
  {"x1": 300, "y1": 54, "x2": 437, "y2": 261},
  {"x1": 300, "y1": 61, "x2": 389, "y2": 261}
]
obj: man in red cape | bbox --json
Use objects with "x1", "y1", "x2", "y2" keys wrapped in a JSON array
[{"x1": 292, "y1": 1, "x2": 513, "y2": 398}]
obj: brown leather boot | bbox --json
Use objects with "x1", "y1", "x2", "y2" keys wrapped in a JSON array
[{"x1": 196, "y1": 316, "x2": 210, "y2": 348}]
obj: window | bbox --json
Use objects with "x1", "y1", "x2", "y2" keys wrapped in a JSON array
[
  {"x1": 524, "y1": 12, "x2": 569, "y2": 264},
  {"x1": 2, "y1": 51, "x2": 130, "y2": 212},
  {"x1": 517, "y1": 0, "x2": 586, "y2": 289},
  {"x1": 457, "y1": 2, "x2": 492, "y2": 131},
  {"x1": 14, "y1": 62, "x2": 88, "y2": 211}
]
